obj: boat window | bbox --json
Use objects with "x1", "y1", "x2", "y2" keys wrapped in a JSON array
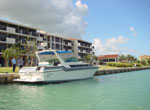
[
  {"x1": 38, "y1": 51, "x2": 60, "y2": 66},
  {"x1": 70, "y1": 64, "x2": 93, "y2": 68},
  {"x1": 65, "y1": 57, "x2": 78, "y2": 62},
  {"x1": 57, "y1": 51, "x2": 79, "y2": 63},
  {"x1": 46, "y1": 59, "x2": 60, "y2": 66}
]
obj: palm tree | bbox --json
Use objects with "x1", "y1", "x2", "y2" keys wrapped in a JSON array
[
  {"x1": 119, "y1": 55, "x2": 126, "y2": 62},
  {"x1": 2, "y1": 48, "x2": 13, "y2": 66},
  {"x1": 119, "y1": 54, "x2": 137, "y2": 63},
  {"x1": 2, "y1": 44, "x2": 24, "y2": 66},
  {"x1": 127, "y1": 54, "x2": 137, "y2": 62}
]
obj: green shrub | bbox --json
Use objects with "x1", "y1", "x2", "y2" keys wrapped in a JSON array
[
  {"x1": 133, "y1": 63, "x2": 141, "y2": 67},
  {"x1": 115, "y1": 63, "x2": 122, "y2": 67},
  {"x1": 106, "y1": 62, "x2": 133, "y2": 68},
  {"x1": 107, "y1": 62, "x2": 113, "y2": 66}
]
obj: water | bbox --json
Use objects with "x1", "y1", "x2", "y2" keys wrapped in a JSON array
[{"x1": 0, "y1": 70, "x2": 150, "y2": 110}]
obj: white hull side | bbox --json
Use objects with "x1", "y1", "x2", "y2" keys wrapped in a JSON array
[
  {"x1": 43, "y1": 69, "x2": 97, "y2": 82},
  {"x1": 17, "y1": 68, "x2": 97, "y2": 83}
]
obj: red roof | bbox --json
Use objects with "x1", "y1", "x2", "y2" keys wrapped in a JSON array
[{"x1": 98, "y1": 54, "x2": 119, "y2": 59}]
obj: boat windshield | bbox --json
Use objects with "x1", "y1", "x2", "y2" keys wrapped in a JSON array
[
  {"x1": 57, "y1": 51, "x2": 79, "y2": 62},
  {"x1": 37, "y1": 51, "x2": 78, "y2": 65},
  {"x1": 38, "y1": 51, "x2": 60, "y2": 65}
]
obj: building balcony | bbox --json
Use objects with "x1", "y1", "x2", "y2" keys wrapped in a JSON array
[
  {"x1": 6, "y1": 38, "x2": 16, "y2": 44},
  {"x1": 68, "y1": 43, "x2": 72, "y2": 46},
  {"x1": 83, "y1": 50, "x2": 86, "y2": 53},
  {"x1": 37, "y1": 37, "x2": 43, "y2": 41},
  {"x1": 7, "y1": 27, "x2": 16, "y2": 33},
  {"x1": 27, "y1": 41, "x2": 35, "y2": 46},
  {"x1": 38, "y1": 46, "x2": 43, "y2": 50},
  {"x1": 0, "y1": 25, "x2": 6, "y2": 31}
]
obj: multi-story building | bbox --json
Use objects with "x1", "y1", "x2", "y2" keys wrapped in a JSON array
[
  {"x1": 0, "y1": 19, "x2": 39, "y2": 66},
  {"x1": 0, "y1": 19, "x2": 94, "y2": 67},
  {"x1": 139, "y1": 55, "x2": 150, "y2": 61},
  {"x1": 69, "y1": 38, "x2": 94, "y2": 59},
  {"x1": 36, "y1": 31, "x2": 74, "y2": 52}
]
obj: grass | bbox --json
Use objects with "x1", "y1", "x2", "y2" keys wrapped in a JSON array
[
  {"x1": 99, "y1": 65, "x2": 122, "y2": 70},
  {"x1": 0, "y1": 67, "x2": 19, "y2": 73}
]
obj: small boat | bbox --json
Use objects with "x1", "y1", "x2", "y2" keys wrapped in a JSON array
[{"x1": 14, "y1": 50, "x2": 98, "y2": 83}]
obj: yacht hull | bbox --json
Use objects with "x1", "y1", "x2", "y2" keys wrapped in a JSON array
[
  {"x1": 14, "y1": 67, "x2": 98, "y2": 83},
  {"x1": 44, "y1": 68, "x2": 97, "y2": 82}
]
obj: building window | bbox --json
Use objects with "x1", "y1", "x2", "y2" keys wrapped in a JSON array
[
  {"x1": 48, "y1": 43, "x2": 50, "y2": 48},
  {"x1": 0, "y1": 33, "x2": 7, "y2": 41},
  {"x1": 19, "y1": 36, "x2": 27, "y2": 44},
  {"x1": 52, "y1": 36, "x2": 54, "y2": 42},
  {"x1": 61, "y1": 45, "x2": 63, "y2": 50},
  {"x1": 0, "y1": 22, "x2": 7, "y2": 31},
  {"x1": 0, "y1": 44, "x2": 7, "y2": 52},
  {"x1": 56, "y1": 44, "x2": 60, "y2": 50},
  {"x1": 52, "y1": 43, "x2": 54, "y2": 49},
  {"x1": 60, "y1": 39, "x2": 62, "y2": 43}
]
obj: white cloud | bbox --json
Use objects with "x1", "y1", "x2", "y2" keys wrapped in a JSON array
[
  {"x1": 0, "y1": 0, "x2": 88, "y2": 38},
  {"x1": 93, "y1": 36, "x2": 128, "y2": 55},
  {"x1": 75, "y1": 0, "x2": 88, "y2": 15},
  {"x1": 106, "y1": 36, "x2": 128, "y2": 45},
  {"x1": 130, "y1": 26, "x2": 137, "y2": 37}
]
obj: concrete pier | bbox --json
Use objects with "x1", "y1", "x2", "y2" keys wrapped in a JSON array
[
  {"x1": 0, "y1": 73, "x2": 19, "y2": 84},
  {"x1": 95, "y1": 67, "x2": 150, "y2": 76}
]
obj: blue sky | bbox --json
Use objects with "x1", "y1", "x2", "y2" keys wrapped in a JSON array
[
  {"x1": 0, "y1": 0, "x2": 149, "y2": 57},
  {"x1": 82, "y1": 0, "x2": 150, "y2": 56}
]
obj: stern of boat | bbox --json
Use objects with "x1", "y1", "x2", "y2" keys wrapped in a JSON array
[{"x1": 13, "y1": 67, "x2": 44, "y2": 83}]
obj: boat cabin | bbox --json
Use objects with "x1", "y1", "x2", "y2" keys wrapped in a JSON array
[{"x1": 35, "y1": 50, "x2": 78, "y2": 67}]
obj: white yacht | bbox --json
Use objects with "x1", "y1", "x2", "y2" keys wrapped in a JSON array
[{"x1": 14, "y1": 49, "x2": 98, "y2": 83}]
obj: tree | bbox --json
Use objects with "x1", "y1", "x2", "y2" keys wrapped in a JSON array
[
  {"x1": 136, "y1": 60, "x2": 140, "y2": 64},
  {"x1": 84, "y1": 54, "x2": 98, "y2": 64},
  {"x1": 119, "y1": 54, "x2": 137, "y2": 63},
  {"x1": 126, "y1": 54, "x2": 137, "y2": 62},
  {"x1": 84, "y1": 54, "x2": 92, "y2": 63},
  {"x1": 146, "y1": 58, "x2": 150, "y2": 65},
  {"x1": 2, "y1": 48, "x2": 14, "y2": 66},
  {"x1": 24, "y1": 41, "x2": 37, "y2": 66},
  {"x1": 119, "y1": 55, "x2": 126, "y2": 62},
  {"x1": 93, "y1": 55, "x2": 98, "y2": 65},
  {"x1": 140, "y1": 60, "x2": 146, "y2": 65},
  {"x1": 2, "y1": 43, "x2": 24, "y2": 66}
]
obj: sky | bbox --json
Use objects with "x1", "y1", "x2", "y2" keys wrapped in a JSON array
[
  {"x1": 0, "y1": 0, "x2": 149, "y2": 57},
  {"x1": 83, "y1": 0, "x2": 150, "y2": 57}
]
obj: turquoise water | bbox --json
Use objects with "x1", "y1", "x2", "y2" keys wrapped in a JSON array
[{"x1": 0, "y1": 70, "x2": 150, "y2": 110}]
